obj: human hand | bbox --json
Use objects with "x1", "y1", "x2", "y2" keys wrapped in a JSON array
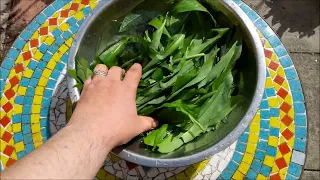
[{"x1": 68, "y1": 63, "x2": 158, "y2": 148}]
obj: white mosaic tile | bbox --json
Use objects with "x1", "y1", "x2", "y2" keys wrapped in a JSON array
[{"x1": 291, "y1": 150, "x2": 306, "y2": 165}]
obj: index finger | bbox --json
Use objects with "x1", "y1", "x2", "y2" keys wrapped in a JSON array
[{"x1": 123, "y1": 63, "x2": 142, "y2": 89}]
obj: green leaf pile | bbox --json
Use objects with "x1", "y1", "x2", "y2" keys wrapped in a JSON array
[{"x1": 68, "y1": 0, "x2": 244, "y2": 153}]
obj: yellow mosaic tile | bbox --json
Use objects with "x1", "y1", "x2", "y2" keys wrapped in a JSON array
[
  {"x1": 47, "y1": 60, "x2": 57, "y2": 70},
  {"x1": 34, "y1": 141, "x2": 43, "y2": 148},
  {"x1": 270, "y1": 117, "x2": 280, "y2": 128},
  {"x1": 279, "y1": 168, "x2": 288, "y2": 179},
  {"x1": 35, "y1": 86, "x2": 45, "y2": 95},
  {"x1": 268, "y1": 136, "x2": 279, "y2": 147},
  {"x1": 1, "y1": 155, "x2": 9, "y2": 165},
  {"x1": 49, "y1": 25, "x2": 58, "y2": 32},
  {"x1": 288, "y1": 108, "x2": 294, "y2": 119},
  {"x1": 15, "y1": 141, "x2": 25, "y2": 152},
  {"x1": 110, "y1": 154, "x2": 121, "y2": 162},
  {"x1": 45, "y1": 36, "x2": 55, "y2": 45},
  {"x1": 32, "y1": 105, "x2": 41, "y2": 114},
  {"x1": 8, "y1": 69, "x2": 17, "y2": 79},
  {"x1": 277, "y1": 68, "x2": 285, "y2": 78},
  {"x1": 269, "y1": 69, "x2": 277, "y2": 78},
  {"x1": 65, "y1": 37, "x2": 74, "y2": 47},
  {"x1": 31, "y1": 123, "x2": 41, "y2": 133},
  {"x1": 176, "y1": 172, "x2": 188, "y2": 180},
  {"x1": 242, "y1": 153, "x2": 254, "y2": 164},
  {"x1": 238, "y1": 162, "x2": 250, "y2": 174},
  {"x1": 11, "y1": 152, "x2": 17, "y2": 160},
  {"x1": 31, "y1": 114, "x2": 40, "y2": 123},
  {"x1": 23, "y1": 44, "x2": 29, "y2": 52},
  {"x1": 232, "y1": 170, "x2": 245, "y2": 180},
  {"x1": 60, "y1": 22, "x2": 70, "y2": 31},
  {"x1": 272, "y1": 165, "x2": 279, "y2": 173},
  {"x1": 284, "y1": 153, "x2": 292, "y2": 164},
  {"x1": 185, "y1": 167, "x2": 197, "y2": 179},
  {"x1": 268, "y1": 97, "x2": 279, "y2": 108},
  {"x1": 265, "y1": 78, "x2": 273, "y2": 88},
  {"x1": 14, "y1": 56, "x2": 24, "y2": 64},
  {"x1": 288, "y1": 137, "x2": 295, "y2": 148},
  {"x1": 13, "y1": 105, "x2": 22, "y2": 114},
  {"x1": 246, "y1": 143, "x2": 257, "y2": 154},
  {"x1": 38, "y1": 77, "x2": 49, "y2": 87},
  {"x1": 0, "y1": 140, "x2": 7, "y2": 152},
  {"x1": 265, "y1": 41, "x2": 272, "y2": 48},
  {"x1": 248, "y1": 133, "x2": 259, "y2": 143},
  {"x1": 32, "y1": 133, "x2": 42, "y2": 142},
  {"x1": 271, "y1": 53, "x2": 279, "y2": 62},
  {"x1": 284, "y1": 95, "x2": 293, "y2": 106},
  {"x1": 96, "y1": 169, "x2": 107, "y2": 180},
  {"x1": 90, "y1": 1, "x2": 99, "y2": 9},
  {"x1": 33, "y1": 51, "x2": 44, "y2": 61},
  {"x1": 12, "y1": 124, "x2": 21, "y2": 133},
  {"x1": 75, "y1": 11, "x2": 85, "y2": 20},
  {"x1": 265, "y1": 58, "x2": 271, "y2": 66},
  {"x1": 273, "y1": 83, "x2": 281, "y2": 91},
  {"x1": 40, "y1": 36, "x2": 48, "y2": 43},
  {"x1": 282, "y1": 81, "x2": 290, "y2": 91},
  {"x1": 52, "y1": 52, "x2": 62, "y2": 62},
  {"x1": 280, "y1": 136, "x2": 286, "y2": 144},
  {"x1": 263, "y1": 155, "x2": 275, "y2": 167},
  {"x1": 1, "y1": 98, "x2": 8, "y2": 108},
  {"x1": 256, "y1": 174, "x2": 268, "y2": 180},
  {"x1": 31, "y1": 30, "x2": 39, "y2": 39},
  {"x1": 33, "y1": 95, "x2": 43, "y2": 105},
  {"x1": 23, "y1": 69, "x2": 34, "y2": 78},
  {"x1": 58, "y1": 44, "x2": 69, "y2": 54}
]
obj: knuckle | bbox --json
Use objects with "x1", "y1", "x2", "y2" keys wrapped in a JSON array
[
  {"x1": 95, "y1": 64, "x2": 107, "y2": 70},
  {"x1": 109, "y1": 66, "x2": 122, "y2": 72}
]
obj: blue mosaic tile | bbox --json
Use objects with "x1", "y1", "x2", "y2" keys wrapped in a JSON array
[
  {"x1": 22, "y1": 106, "x2": 32, "y2": 114},
  {"x1": 288, "y1": 79, "x2": 302, "y2": 91},
  {"x1": 239, "y1": 3, "x2": 251, "y2": 14},
  {"x1": 41, "y1": 128, "x2": 50, "y2": 138},
  {"x1": 293, "y1": 103, "x2": 305, "y2": 113},
  {"x1": 26, "y1": 87, "x2": 35, "y2": 96},
  {"x1": 42, "y1": 53, "x2": 53, "y2": 62},
  {"x1": 0, "y1": 81, "x2": 4, "y2": 93},
  {"x1": 239, "y1": 133, "x2": 249, "y2": 142},
  {"x1": 28, "y1": 59, "x2": 38, "y2": 70},
  {"x1": 257, "y1": 140, "x2": 267, "y2": 151},
  {"x1": 15, "y1": 95, "x2": 24, "y2": 105},
  {"x1": 251, "y1": 160, "x2": 262, "y2": 172},
  {"x1": 52, "y1": 28, "x2": 62, "y2": 37},
  {"x1": 292, "y1": 91, "x2": 304, "y2": 102},
  {"x1": 12, "y1": 114, "x2": 21, "y2": 123},
  {"x1": 13, "y1": 38, "x2": 27, "y2": 49},
  {"x1": 260, "y1": 165, "x2": 271, "y2": 177},
  {"x1": 22, "y1": 115, "x2": 31, "y2": 124},
  {"x1": 226, "y1": 161, "x2": 238, "y2": 171},
  {"x1": 254, "y1": 18, "x2": 268, "y2": 30},
  {"x1": 24, "y1": 97, "x2": 33, "y2": 105},
  {"x1": 77, "y1": 19, "x2": 85, "y2": 26},
  {"x1": 260, "y1": 100, "x2": 269, "y2": 109},
  {"x1": 40, "y1": 107, "x2": 50, "y2": 117},
  {"x1": 22, "y1": 125, "x2": 31, "y2": 135},
  {"x1": 29, "y1": 78, "x2": 39, "y2": 87},
  {"x1": 260, "y1": 120, "x2": 269, "y2": 129},
  {"x1": 14, "y1": 132, "x2": 23, "y2": 142},
  {"x1": 260, "y1": 110, "x2": 270, "y2": 119},
  {"x1": 288, "y1": 163, "x2": 302, "y2": 177},
  {"x1": 294, "y1": 113, "x2": 307, "y2": 126},
  {"x1": 20, "y1": 30, "x2": 33, "y2": 40},
  {"x1": 260, "y1": 130, "x2": 269, "y2": 140},
  {"x1": 51, "y1": 69, "x2": 61, "y2": 80},
  {"x1": 270, "y1": 108, "x2": 280, "y2": 117},
  {"x1": 295, "y1": 126, "x2": 307, "y2": 138},
  {"x1": 48, "y1": 44, "x2": 59, "y2": 54},
  {"x1": 61, "y1": 53, "x2": 69, "y2": 64},
  {"x1": 235, "y1": 142, "x2": 246, "y2": 152},
  {"x1": 247, "y1": 10, "x2": 260, "y2": 22},
  {"x1": 245, "y1": 126, "x2": 250, "y2": 133},
  {"x1": 266, "y1": 69, "x2": 270, "y2": 77},
  {"x1": 43, "y1": 89, "x2": 54, "y2": 98},
  {"x1": 279, "y1": 55, "x2": 293, "y2": 68},
  {"x1": 39, "y1": 43, "x2": 49, "y2": 53},
  {"x1": 267, "y1": 35, "x2": 282, "y2": 48},
  {"x1": 38, "y1": 61, "x2": 47, "y2": 70},
  {"x1": 266, "y1": 88, "x2": 276, "y2": 97},
  {"x1": 52, "y1": 0, "x2": 65, "y2": 10},
  {"x1": 274, "y1": 45, "x2": 287, "y2": 58},
  {"x1": 260, "y1": 26, "x2": 275, "y2": 39},
  {"x1": 25, "y1": 143, "x2": 35, "y2": 154},
  {"x1": 67, "y1": 17, "x2": 77, "y2": 25},
  {"x1": 43, "y1": 5, "x2": 55, "y2": 17},
  {"x1": 47, "y1": 79, "x2": 57, "y2": 89},
  {"x1": 55, "y1": 62, "x2": 65, "y2": 72},
  {"x1": 294, "y1": 139, "x2": 306, "y2": 152},
  {"x1": 27, "y1": 21, "x2": 40, "y2": 32},
  {"x1": 42, "y1": 98, "x2": 51, "y2": 107},
  {"x1": 62, "y1": 30, "x2": 73, "y2": 40},
  {"x1": 0, "y1": 68, "x2": 9, "y2": 79},
  {"x1": 33, "y1": 69, "x2": 43, "y2": 79},
  {"x1": 55, "y1": 37, "x2": 65, "y2": 46},
  {"x1": 35, "y1": 13, "x2": 47, "y2": 24},
  {"x1": 1, "y1": 58, "x2": 14, "y2": 69},
  {"x1": 220, "y1": 170, "x2": 233, "y2": 180},
  {"x1": 70, "y1": 24, "x2": 79, "y2": 33},
  {"x1": 20, "y1": 77, "x2": 30, "y2": 86},
  {"x1": 286, "y1": 174, "x2": 299, "y2": 180},
  {"x1": 266, "y1": 146, "x2": 277, "y2": 156},
  {"x1": 255, "y1": 150, "x2": 266, "y2": 161},
  {"x1": 17, "y1": 151, "x2": 26, "y2": 159},
  {"x1": 284, "y1": 68, "x2": 297, "y2": 80},
  {"x1": 233, "y1": 151, "x2": 244, "y2": 163},
  {"x1": 40, "y1": 118, "x2": 49, "y2": 127},
  {"x1": 270, "y1": 127, "x2": 279, "y2": 136},
  {"x1": 233, "y1": 0, "x2": 242, "y2": 5}
]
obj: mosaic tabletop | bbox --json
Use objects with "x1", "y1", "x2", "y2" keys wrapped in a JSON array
[{"x1": 0, "y1": 0, "x2": 308, "y2": 179}]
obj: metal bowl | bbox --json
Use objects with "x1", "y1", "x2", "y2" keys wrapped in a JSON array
[{"x1": 67, "y1": 0, "x2": 265, "y2": 167}]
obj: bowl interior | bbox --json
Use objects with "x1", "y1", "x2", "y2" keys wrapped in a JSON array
[{"x1": 75, "y1": 0, "x2": 259, "y2": 161}]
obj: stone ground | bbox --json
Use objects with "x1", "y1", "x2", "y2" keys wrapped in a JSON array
[{"x1": 0, "y1": 0, "x2": 319, "y2": 179}]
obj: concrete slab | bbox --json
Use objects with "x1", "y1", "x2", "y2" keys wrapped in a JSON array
[
  {"x1": 302, "y1": 171, "x2": 320, "y2": 180},
  {"x1": 243, "y1": 0, "x2": 320, "y2": 53},
  {"x1": 290, "y1": 53, "x2": 320, "y2": 170}
]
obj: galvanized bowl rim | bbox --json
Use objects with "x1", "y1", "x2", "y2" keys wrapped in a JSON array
[{"x1": 67, "y1": 0, "x2": 266, "y2": 167}]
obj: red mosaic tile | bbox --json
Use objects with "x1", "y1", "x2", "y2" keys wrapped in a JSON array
[
  {"x1": 39, "y1": 27, "x2": 48, "y2": 36},
  {"x1": 30, "y1": 39, "x2": 39, "y2": 48},
  {"x1": 275, "y1": 157, "x2": 288, "y2": 169},
  {"x1": 22, "y1": 51, "x2": 32, "y2": 60},
  {"x1": 268, "y1": 60, "x2": 279, "y2": 71},
  {"x1": 61, "y1": 10, "x2": 69, "y2": 18},
  {"x1": 4, "y1": 89, "x2": 15, "y2": 99},
  {"x1": 81, "y1": 0, "x2": 89, "y2": 5},
  {"x1": 14, "y1": 63, "x2": 24, "y2": 73},
  {"x1": 126, "y1": 161, "x2": 138, "y2": 170},
  {"x1": 280, "y1": 102, "x2": 291, "y2": 113},
  {"x1": 0, "y1": 116, "x2": 11, "y2": 127},
  {"x1": 274, "y1": 75, "x2": 285, "y2": 85},
  {"x1": 264, "y1": 49, "x2": 273, "y2": 59},
  {"x1": 6, "y1": 158, "x2": 16, "y2": 167},
  {"x1": 277, "y1": 87, "x2": 288, "y2": 99},
  {"x1": 49, "y1": 18, "x2": 58, "y2": 25},
  {"x1": 3, "y1": 145, "x2": 14, "y2": 156},
  {"x1": 9, "y1": 76, "x2": 19, "y2": 87},
  {"x1": 2, "y1": 102, "x2": 13, "y2": 113},
  {"x1": 282, "y1": 115, "x2": 293, "y2": 126},
  {"x1": 70, "y1": 3, "x2": 79, "y2": 11},
  {"x1": 270, "y1": 173, "x2": 281, "y2": 180},
  {"x1": 282, "y1": 128, "x2": 294, "y2": 140},
  {"x1": 1, "y1": 131, "x2": 12, "y2": 143},
  {"x1": 279, "y1": 142, "x2": 291, "y2": 155}
]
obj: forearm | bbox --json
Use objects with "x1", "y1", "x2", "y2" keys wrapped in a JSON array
[{"x1": 1, "y1": 122, "x2": 112, "y2": 179}]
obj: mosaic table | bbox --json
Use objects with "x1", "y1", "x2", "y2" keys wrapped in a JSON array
[{"x1": 0, "y1": 0, "x2": 308, "y2": 179}]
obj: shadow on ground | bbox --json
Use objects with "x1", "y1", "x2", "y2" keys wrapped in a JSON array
[{"x1": 255, "y1": 0, "x2": 320, "y2": 38}]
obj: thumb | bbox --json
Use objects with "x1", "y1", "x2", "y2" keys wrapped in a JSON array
[{"x1": 139, "y1": 116, "x2": 158, "y2": 133}]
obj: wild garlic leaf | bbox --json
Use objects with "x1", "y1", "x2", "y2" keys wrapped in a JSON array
[
  {"x1": 99, "y1": 38, "x2": 129, "y2": 68},
  {"x1": 67, "y1": 69, "x2": 81, "y2": 84},
  {"x1": 119, "y1": 11, "x2": 161, "y2": 32},
  {"x1": 144, "y1": 124, "x2": 168, "y2": 150}
]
